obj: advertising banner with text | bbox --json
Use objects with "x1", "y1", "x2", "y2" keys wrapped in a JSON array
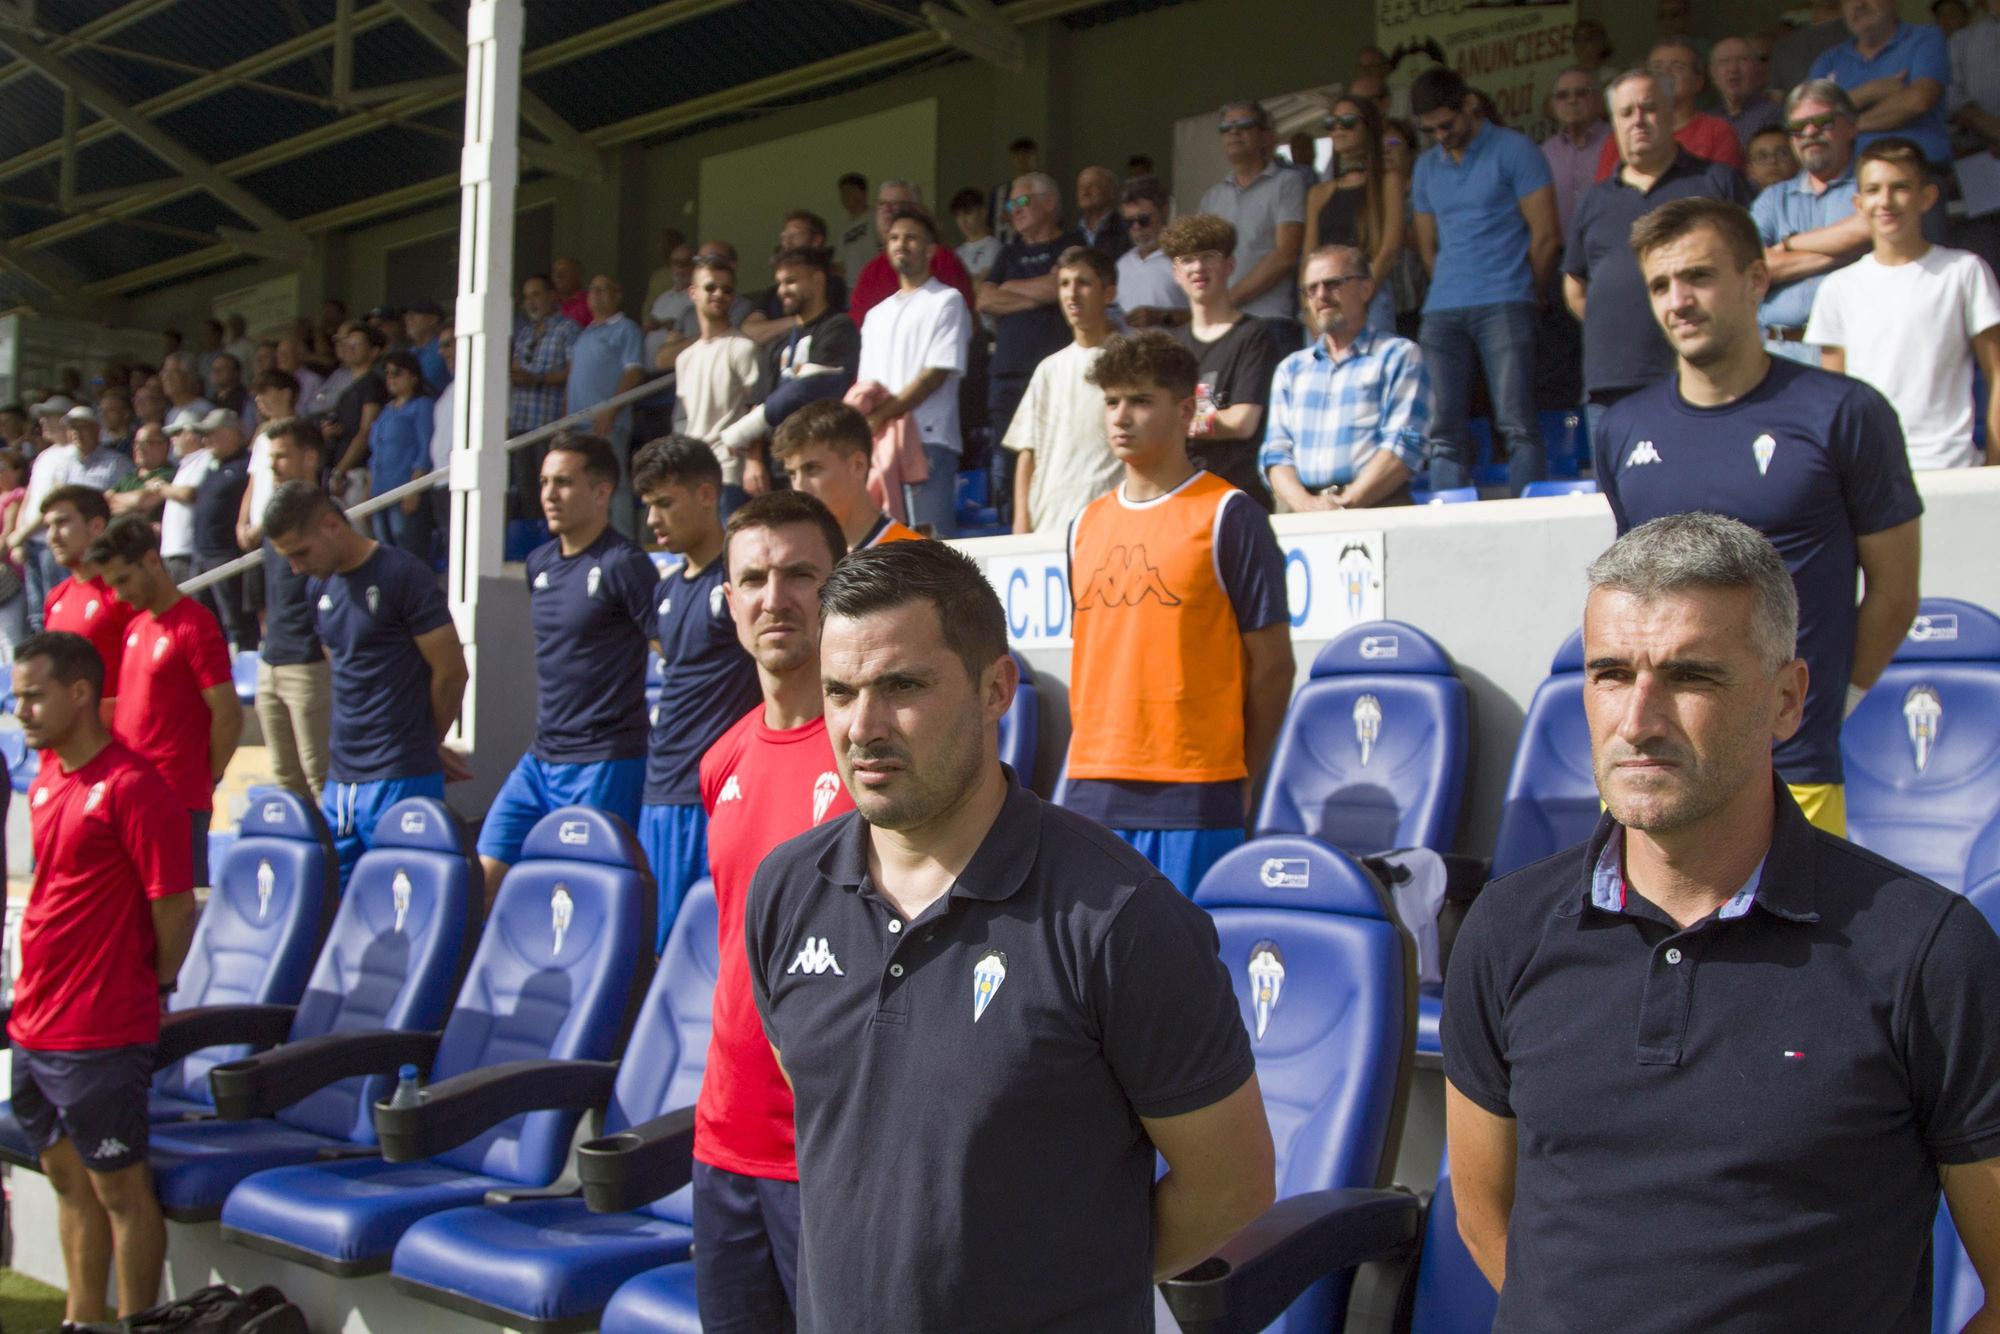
[{"x1": 1379, "y1": 0, "x2": 1579, "y2": 143}]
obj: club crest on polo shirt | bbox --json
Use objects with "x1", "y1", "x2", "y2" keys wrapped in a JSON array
[
  {"x1": 1752, "y1": 433, "x2": 1777, "y2": 476},
  {"x1": 31, "y1": 785, "x2": 48, "y2": 809},
  {"x1": 550, "y1": 884, "x2": 574, "y2": 955},
  {"x1": 83, "y1": 780, "x2": 107, "y2": 814},
  {"x1": 1904, "y1": 684, "x2": 1942, "y2": 772},
  {"x1": 534, "y1": 571, "x2": 551, "y2": 590},
  {"x1": 84, "y1": 597, "x2": 99, "y2": 620},
  {"x1": 1247, "y1": 939, "x2": 1285, "y2": 1042},
  {"x1": 812, "y1": 771, "x2": 840, "y2": 824},
  {"x1": 152, "y1": 636, "x2": 169, "y2": 661},
  {"x1": 318, "y1": 594, "x2": 333, "y2": 612},
  {"x1": 710, "y1": 586, "x2": 725, "y2": 617},
  {"x1": 586, "y1": 566, "x2": 602, "y2": 599},
  {"x1": 256, "y1": 859, "x2": 275, "y2": 919},
  {"x1": 366, "y1": 585, "x2": 381, "y2": 617},
  {"x1": 972, "y1": 949, "x2": 1008, "y2": 1022},
  {"x1": 658, "y1": 594, "x2": 672, "y2": 619},
  {"x1": 391, "y1": 869, "x2": 412, "y2": 933},
  {"x1": 1353, "y1": 694, "x2": 1382, "y2": 767}
]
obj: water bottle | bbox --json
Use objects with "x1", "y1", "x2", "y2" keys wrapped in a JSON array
[{"x1": 389, "y1": 1063, "x2": 424, "y2": 1109}]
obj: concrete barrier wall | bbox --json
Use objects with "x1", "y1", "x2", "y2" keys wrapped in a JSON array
[{"x1": 962, "y1": 468, "x2": 2000, "y2": 856}]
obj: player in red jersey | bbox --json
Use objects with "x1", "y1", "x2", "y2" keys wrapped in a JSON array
[
  {"x1": 9, "y1": 631, "x2": 195, "y2": 1325},
  {"x1": 692, "y1": 491, "x2": 851, "y2": 1330},
  {"x1": 88, "y1": 515, "x2": 242, "y2": 887},
  {"x1": 40, "y1": 484, "x2": 133, "y2": 724}
]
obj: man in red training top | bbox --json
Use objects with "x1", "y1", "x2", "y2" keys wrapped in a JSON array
[
  {"x1": 9, "y1": 630, "x2": 195, "y2": 1325},
  {"x1": 41, "y1": 483, "x2": 132, "y2": 723},
  {"x1": 694, "y1": 491, "x2": 853, "y2": 1328},
  {"x1": 89, "y1": 515, "x2": 243, "y2": 887}
]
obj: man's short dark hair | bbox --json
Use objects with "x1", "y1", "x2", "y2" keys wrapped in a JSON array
[
  {"x1": 948, "y1": 187, "x2": 986, "y2": 215},
  {"x1": 42, "y1": 484, "x2": 109, "y2": 524},
  {"x1": 1628, "y1": 196, "x2": 1764, "y2": 270},
  {"x1": 1747, "y1": 124, "x2": 1790, "y2": 149},
  {"x1": 264, "y1": 416, "x2": 326, "y2": 460},
  {"x1": 547, "y1": 430, "x2": 621, "y2": 487},
  {"x1": 1410, "y1": 67, "x2": 1470, "y2": 117},
  {"x1": 1008, "y1": 136, "x2": 1038, "y2": 153},
  {"x1": 1856, "y1": 135, "x2": 1931, "y2": 186},
  {"x1": 883, "y1": 203, "x2": 939, "y2": 244},
  {"x1": 773, "y1": 245, "x2": 831, "y2": 276},
  {"x1": 631, "y1": 434, "x2": 722, "y2": 494},
  {"x1": 1159, "y1": 212, "x2": 1238, "y2": 260},
  {"x1": 15, "y1": 630, "x2": 103, "y2": 702},
  {"x1": 783, "y1": 208, "x2": 829, "y2": 241},
  {"x1": 1218, "y1": 99, "x2": 1274, "y2": 130},
  {"x1": 1127, "y1": 153, "x2": 1155, "y2": 174},
  {"x1": 1086, "y1": 331, "x2": 1200, "y2": 400},
  {"x1": 252, "y1": 369, "x2": 301, "y2": 397},
  {"x1": 820, "y1": 541, "x2": 1007, "y2": 686},
  {"x1": 263, "y1": 480, "x2": 336, "y2": 541},
  {"x1": 838, "y1": 171, "x2": 867, "y2": 193},
  {"x1": 724, "y1": 491, "x2": 847, "y2": 581},
  {"x1": 86, "y1": 514, "x2": 159, "y2": 568},
  {"x1": 1121, "y1": 175, "x2": 1170, "y2": 212},
  {"x1": 773, "y1": 399, "x2": 873, "y2": 462},
  {"x1": 1056, "y1": 245, "x2": 1117, "y2": 287}
]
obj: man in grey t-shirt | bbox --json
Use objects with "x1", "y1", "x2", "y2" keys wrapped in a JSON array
[{"x1": 1197, "y1": 100, "x2": 1307, "y2": 330}]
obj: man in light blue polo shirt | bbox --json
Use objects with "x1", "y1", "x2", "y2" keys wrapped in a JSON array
[
  {"x1": 1809, "y1": 0, "x2": 1952, "y2": 165},
  {"x1": 1751, "y1": 80, "x2": 1870, "y2": 363},
  {"x1": 1409, "y1": 66, "x2": 1560, "y2": 496},
  {"x1": 566, "y1": 272, "x2": 648, "y2": 534}
]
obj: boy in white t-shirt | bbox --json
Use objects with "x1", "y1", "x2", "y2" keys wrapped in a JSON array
[
  {"x1": 1806, "y1": 138, "x2": 2000, "y2": 470},
  {"x1": 1003, "y1": 245, "x2": 1123, "y2": 533}
]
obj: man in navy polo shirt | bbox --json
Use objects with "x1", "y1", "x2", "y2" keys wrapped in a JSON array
[
  {"x1": 630, "y1": 434, "x2": 759, "y2": 949},
  {"x1": 746, "y1": 540, "x2": 1274, "y2": 1332},
  {"x1": 1597, "y1": 196, "x2": 1921, "y2": 836},
  {"x1": 1410, "y1": 65, "x2": 1561, "y2": 495},
  {"x1": 476, "y1": 432, "x2": 658, "y2": 894},
  {"x1": 263, "y1": 481, "x2": 468, "y2": 882},
  {"x1": 1563, "y1": 70, "x2": 1750, "y2": 433},
  {"x1": 1443, "y1": 513, "x2": 2000, "y2": 1332}
]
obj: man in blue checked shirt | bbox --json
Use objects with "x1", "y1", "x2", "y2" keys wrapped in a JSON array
[{"x1": 1261, "y1": 245, "x2": 1433, "y2": 510}]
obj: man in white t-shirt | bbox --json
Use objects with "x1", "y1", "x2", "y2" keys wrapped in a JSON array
[
  {"x1": 158, "y1": 424, "x2": 212, "y2": 583},
  {"x1": 1807, "y1": 138, "x2": 2000, "y2": 470},
  {"x1": 856, "y1": 204, "x2": 973, "y2": 537},
  {"x1": 1005, "y1": 246, "x2": 1122, "y2": 533},
  {"x1": 1114, "y1": 176, "x2": 1189, "y2": 329},
  {"x1": 674, "y1": 258, "x2": 764, "y2": 504}
]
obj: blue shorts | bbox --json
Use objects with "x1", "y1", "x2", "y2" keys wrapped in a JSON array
[
  {"x1": 692, "y1": 1161, "x2": 800, "y2": 1333},
  {"x1": 1111, "y1": 826, "x2": 1244, "y2": 898},
  {"x1": 323, "y1": 773, "x2": 447, "y2": 885},
  {"x1": 476, "y1": 754, "x2": 645, "y2": 864},
  {"x1": 640, "y1": 802, "x2": 709, "y2": 953},
  {"x1": 12, "y1": 1043, "x2": 154, "y2": 1172}
]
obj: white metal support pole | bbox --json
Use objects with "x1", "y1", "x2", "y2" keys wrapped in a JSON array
[{"x1": 446, "y1": 0, "x2": 519, "y2": 753}]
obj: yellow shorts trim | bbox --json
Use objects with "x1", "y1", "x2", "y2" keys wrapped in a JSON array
[{"x1": 1786, "y1": 782, "x2": 1846, "y2": 838}]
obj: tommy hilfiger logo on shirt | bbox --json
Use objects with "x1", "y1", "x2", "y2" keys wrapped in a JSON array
[
  {"x1": 789, "y1": 937, "x2": 844, "y2": 976},
  {"x1": 1628, "y1": 441, "x2": 1663, "y2": 467}
]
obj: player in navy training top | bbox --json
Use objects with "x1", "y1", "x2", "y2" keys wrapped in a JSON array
[
  {"x1": 475, "y1": 432, "x2": 659, "y2": 894},
  {"x1": 632, "y1": 434, "x2": 759, "y2": 950},
  {"x1": 263, "y1": 481, "x2": 469, "y2": 882},
  {"x1": 1597, "y1": 197, "x2": 1921, "y2": 836}
]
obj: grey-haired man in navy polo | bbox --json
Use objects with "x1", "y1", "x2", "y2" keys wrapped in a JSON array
[
  {"x1": 745, "y1": 540, "x2": 1273, "y2": 1332},
  {"x1": 1443, "y1": 512, "x2": 2000, "y2": 1332}
]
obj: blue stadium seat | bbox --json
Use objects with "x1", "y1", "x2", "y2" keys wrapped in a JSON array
[
  {"x1": 0, "y1": 724, "x2": 32, "y2": 794},
  {"x1": 214, "y1": 805, "x2": 653, "y2": 1275},
  {"x1": 998, "y1": 651, "x2": 1039, "y2": 780},
  {"x1": 1489, "y1": 630, "x2": 1596, "y2": 879},
  {"x1": 1255, "y1": 621, "x2": 1468, "y2": 855},
  {"x1": 1842, "y1": 598, "x2": 2000, "y2": 889},
  {"x1": 147, "y1": 799, "x2": 477, "y2": 1221},
  {"x1": 232, "y1": 649, "x2": 259, "y2": 705},
  {"x1": 1156, "y1": 836, "x2": 1418, "y2": 1334},
  {"x1": 1414, "y1": 487, "x2": 1479, "y2": 506},
  {"x1": 0, "y1": 787, "x2": 339, "y2": 1169},
  {"x1": 601, "y1": 1262, "x2": 703, "y2": 1334},
  {"x1": 1407, "y1": 1157, "x2": 1499, "y2": 1334},
  {"x1": 1518, "y1": 479, "x2": 1598, "y2": 499},
  {"x1": 648, "y1": 551, "x2": 680, "y2": 578},
  {"x1": 1539, "y1": 408, "x2": 1587, "y2": 479},
  {"x1": 388, "y1": 880, "x2": 716, "y2": 1332},
  {"x1": 505, "y1": 518, "x2": 551, "y2": 563}
]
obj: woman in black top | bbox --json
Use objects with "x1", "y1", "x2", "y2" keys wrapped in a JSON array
[{"x1": 1302, "y1": 95, "x2": 1405, "y2": 333}]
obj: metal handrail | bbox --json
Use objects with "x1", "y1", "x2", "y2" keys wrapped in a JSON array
[{"x1": 175, "y1": 370, "x2": 674, "y2": 597}]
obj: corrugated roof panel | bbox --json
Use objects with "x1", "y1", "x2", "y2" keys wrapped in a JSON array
[
  {"x1": 112, "y1": 3, "x2": 321, "y2": 72},
  {"x1": 235, "y1": 123, "x2": 459, "y2": 220},
  {"x1": 526, "y1": 0, "x2": 915, "y2": 134},
  {"x1": 152, "y1": 83, "x2": 344, "y2": 164},
  {"x1": 58, "y1": 46, "x2": 186, "y2": 103},
  {"x1": 42, "y1": 222, "x2": 205, "y2": 279},
  {"x1": 35, "y1": 0, "x2": 143, "y2": 30},
  {"x1": 69, "y1": 132, "x2": 176, "y2": 196},
  {"x1": 0, "y1": 77, "x2": 80, "y2": 166},
  {"x1": 131, "y1": 192, "x2": 251, "y2": 235},
  {"x1": 349, "y1": 19, "x2": 465, "y2": 85}
]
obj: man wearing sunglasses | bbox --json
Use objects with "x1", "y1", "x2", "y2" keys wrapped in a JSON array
[
  {"x1": 1749, "y1": 79, "x2": 1871, "y2": 362},
  {"x1": 1114, "y1": 175, "x2": 1188, "y2": 329},
  {"x1": 1196, "y1": 100, "x2": 1308, "y2": 331},
  {"x1": 1542, "y1": 66, "x2": 1609, "y2": 233}
]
